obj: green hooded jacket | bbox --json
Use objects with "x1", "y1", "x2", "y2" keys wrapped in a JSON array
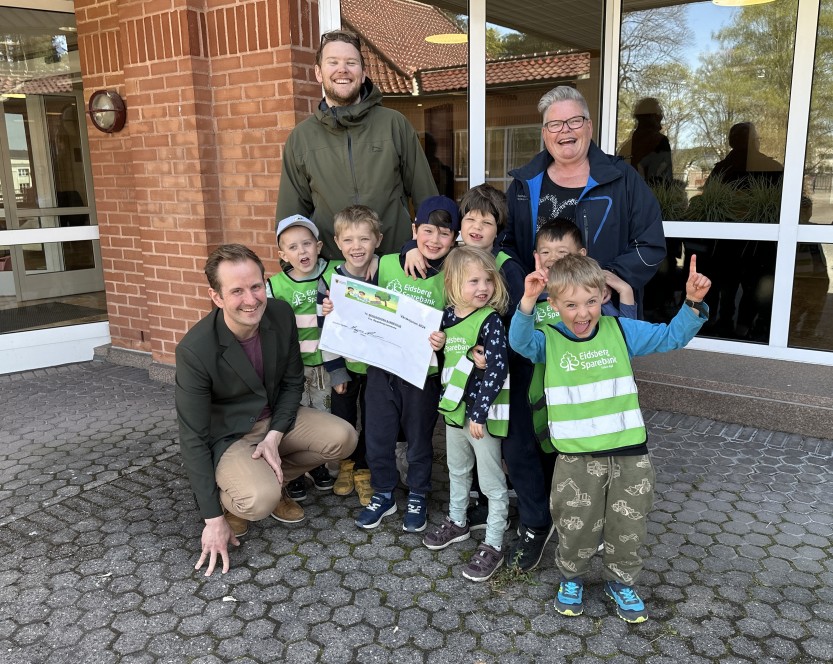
[{"x1": 276, "y1": 79, "x2": 438, "y2": 259}]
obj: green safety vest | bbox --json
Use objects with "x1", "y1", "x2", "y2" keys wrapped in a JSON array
[
  {"x1": 495, "y1": 250, "x2": 511, "y2": 270},
  {"x1": 377, "y1": 254, "x2": 446, "y2": 309},
  {"x1": 438, "y1": 307, "x2": 510, "y2": 438},
  {"x1": 539, "y1": 316, "x2": 646, "y2": 454},
  {"x1": 529, "y1": 299, "x2": 561, "y2": 451},
  {"x1": 268, "y1": 259, "x2": 343, "y2": 367},
  {"x1": 321, "y1": 268, "x2": 368, "y2": 375},
  {"x1": 378, "y1": 253, "x2": 446, "y2": 376}
]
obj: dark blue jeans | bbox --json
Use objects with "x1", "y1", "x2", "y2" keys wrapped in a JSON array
[
  {"x1": 501, "y1": 358, "x2": 553, "y2": 531},
  {"x1": 364, "y1": 367, "x2": 440, "y2": 495}
]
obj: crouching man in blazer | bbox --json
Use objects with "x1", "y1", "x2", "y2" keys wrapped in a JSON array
[{"x1": 176, "y1": 243, "x2": 357, "y2": 576}]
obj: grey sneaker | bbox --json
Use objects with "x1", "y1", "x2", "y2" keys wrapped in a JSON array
[
  {"x1": 423, "y1": 516, "x2": 470, "y2": 550},
  {"x1": 462, "y1": 543, "x2": 504, "y2": 582}
]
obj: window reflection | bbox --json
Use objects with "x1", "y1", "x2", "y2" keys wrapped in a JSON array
[
  {"x1": 3, "y1": 95, "x2": 89, "y2": 214},
  {"x1": 643, "y1": 237, "x2": 775, "y2": 343},
  {"x1": 802, "y1": 0, "x2": 833, "y2": 224},
  {"x1": 617, "y1": 0, "x2": 796, "y2": 223},
  {"x1": 790, "y1": 243, "x2": 833, "y2": 350},
  {"x1": 17, "y1": 238, "x2": 96, "y2": 274}
]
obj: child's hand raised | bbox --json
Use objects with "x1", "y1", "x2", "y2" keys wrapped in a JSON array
[
  {"x1": 523, "y1": 253, "x2": 549, "y2": 300},
  {"x1": 685, "y1": 254, "x2": 711, "y2": 303}
]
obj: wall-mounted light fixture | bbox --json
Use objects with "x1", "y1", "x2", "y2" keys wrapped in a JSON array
[{"x1": 88, "y1": 90, "x2": 126, "y2": 133}]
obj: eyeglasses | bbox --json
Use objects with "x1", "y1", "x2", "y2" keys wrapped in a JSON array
[
  {"x1": 544, "y1": 116, "x2": 588, "y2": 133},
  {"x1": 320, "y1": 30, "x2": 361, "y2": 51}
]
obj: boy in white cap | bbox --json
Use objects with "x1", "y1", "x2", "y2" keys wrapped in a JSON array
[{"x1": 267, "y1": 215, "x2": 344, "y2": 501}]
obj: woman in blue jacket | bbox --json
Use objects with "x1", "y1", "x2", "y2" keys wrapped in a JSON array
[{"x1": 502, "y1": 86, "x2": 666, "y2": 317}]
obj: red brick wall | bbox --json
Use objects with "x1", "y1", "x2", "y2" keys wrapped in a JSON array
[{"x1": 75, "y1": 0, "x2": 322, "y2": 365}]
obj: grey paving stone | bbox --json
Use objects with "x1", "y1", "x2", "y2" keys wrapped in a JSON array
[{"x1": 1, "y1": 363, "x2": 832, "y2": 663}]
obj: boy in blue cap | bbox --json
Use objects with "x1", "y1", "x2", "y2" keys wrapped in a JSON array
[{"x1": 355, "y1": 196, "x2": 459, "y2": 532}]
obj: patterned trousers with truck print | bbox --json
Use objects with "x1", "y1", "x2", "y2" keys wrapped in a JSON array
[{"x1": 550, "y1": 453, "x2": 655, "y2": 585}]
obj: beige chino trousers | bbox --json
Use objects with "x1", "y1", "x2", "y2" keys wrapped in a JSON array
[{"x1": 215, "y1": 407, "x2": 357, "y2": 521}]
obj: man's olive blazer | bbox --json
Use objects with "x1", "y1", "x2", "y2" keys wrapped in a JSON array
[{"x1": 175, "y1": 299, "x2": 304, "y2": 519}]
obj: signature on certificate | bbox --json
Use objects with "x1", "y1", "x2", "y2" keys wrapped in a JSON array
[{"x1": 330, "y1": 321, "x2": 399, "y2": 347}]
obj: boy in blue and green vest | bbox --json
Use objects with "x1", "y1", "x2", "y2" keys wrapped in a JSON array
[
  {"x1": 528, "y1": 219, "x2": 638, "y2": 460},
  {"x1": 355, "y1": 196, "x2": 459, "y2": 533},
  {"x1": 268, "y1": 214, "x2": 343, "y2": 502},
  {"x1": 510, "y1": 252, "x2": 711, "y2": 624}
]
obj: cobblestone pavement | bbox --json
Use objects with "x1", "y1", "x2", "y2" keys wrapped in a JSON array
[{"x1": 0, "y1": 362, "x2": 831, "y2": 664}]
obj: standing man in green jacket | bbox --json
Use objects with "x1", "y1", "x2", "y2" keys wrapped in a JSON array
[{"x1": 277, "y1": 29, "x2": 438, "y2": 258}]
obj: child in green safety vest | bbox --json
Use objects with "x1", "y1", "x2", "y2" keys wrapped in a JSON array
[
  {"x1": 529, "y1": 219, "x2": 638, "y2": 453},
  {"x1": 510, "y1": 252, "x2": 711, "y2": 624},
  {"x1": 423, "y1": 246, "x2": 511, "y2": 582},
  {"x1": 316, "y1": 205, "x2": 384, "y2": 507},
  {"x1": 354, "y1": 196, "x2": 458, "y2": 534},
  {"x1": 267, "y1": 214, "x2": 343, "y2": 502}
]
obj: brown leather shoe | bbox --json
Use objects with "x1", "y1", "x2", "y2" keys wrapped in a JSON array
[
  {"x1": 224, "y1": 511, "x2": 249, "y2": 537},
  {"x1": 271, "y1": 489, "x2": 305, "y2": 523}
]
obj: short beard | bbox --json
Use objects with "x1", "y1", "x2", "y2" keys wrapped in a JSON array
[{"x1": 324, "y1": 82, "x2": 361, "y2": 107}]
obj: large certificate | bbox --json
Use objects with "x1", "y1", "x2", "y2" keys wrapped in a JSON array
[{"x1": 319, "y1": 275, "x2": 443, "y2": 388}]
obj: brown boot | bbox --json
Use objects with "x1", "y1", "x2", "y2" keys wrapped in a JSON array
[
  {"x1": 353, "y1": 468, "x2": 373, "y2": 506},
  {"x1": 224, "y1": 510, "x2": 249, "y2": 537},
  {"x1": 271, "y1": 488, "x2": 305, "y2": 523},
  {"x1": 333, "y1": 460, "x2": 355, "y2": 496}
]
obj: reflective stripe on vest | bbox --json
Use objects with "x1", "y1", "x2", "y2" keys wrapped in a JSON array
[
  {"x1": 541, "y1": 317, "x2": 645, "y2": 454},
  {"x1": 438, "y1": 307, "x2": 510, "y2": 438}
]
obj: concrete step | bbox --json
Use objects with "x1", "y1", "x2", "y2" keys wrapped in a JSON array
[
  {"x1": 633, "y1": 348, "x2": 833, "y2": 439},
  {"x1": 95, "y1": 344, "x2": 833, "y2": 438}
]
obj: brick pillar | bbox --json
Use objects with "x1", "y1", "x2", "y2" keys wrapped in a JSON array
[{"x1": 76, "y1": 0, "x2": 322, "y2": 366}]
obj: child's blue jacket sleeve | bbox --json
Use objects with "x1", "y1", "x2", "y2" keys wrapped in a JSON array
[
  {"x1": 508, "y1": 308, "x2": 546, "y2": 363},
  {"x1": 509, "y1": 303, "x2": 708, "y2": 363},
  {"x1": 619, "y1": 304, "x2": 707, "y2": 357}
]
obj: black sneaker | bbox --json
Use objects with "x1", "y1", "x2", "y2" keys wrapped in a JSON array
[
  {"x1": 286, "y1": 476, "x2": 307, "y2": 502},
  {"x1": 306, "y1": 464, "x2": 335, "y2": 491},
  {"x1": 467, "y1": 502, "x2": 510, "y2": 533},
  {"x1": 507, "y1": 523, "x2": 555, "y2": 571},
  {"x1": 466, "y1": 502, "x2": 489, "y2": 532}
]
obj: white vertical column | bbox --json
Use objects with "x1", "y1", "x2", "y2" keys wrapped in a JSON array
[
  {"x1": 769, "y1": 0, "x2": 820, "y2": 348},
  {"x1": 319, "y1": 0, "x2": 341, "y2": 35},
  {"x1": 469, "y1": 0, "x2": 486, "y2": 187},
  {"x1": 600, "y1": 0, "x2": 622, "y2": 152}
]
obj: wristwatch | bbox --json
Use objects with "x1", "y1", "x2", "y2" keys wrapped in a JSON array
[{"x1": 684, "y1": 298, "x2": 707, "y2": 315}]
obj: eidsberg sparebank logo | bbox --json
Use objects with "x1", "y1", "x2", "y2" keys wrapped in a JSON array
[
  {"x1": 292, "y1": 291, "x2": 305, "y2": 307},
  {"x1": 534, "y1": 307, "x2": 546, "y2": 323},
  {"x1": 387, "y1": 279, "x2": 404, "y2": 294},
  {"x1": 560, "y1": 352, "x2": 579, "y2": 371}
]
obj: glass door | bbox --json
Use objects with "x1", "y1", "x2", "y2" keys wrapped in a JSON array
[{"x1": 1, "y1": 90, "x2": 103, "y2": 301}]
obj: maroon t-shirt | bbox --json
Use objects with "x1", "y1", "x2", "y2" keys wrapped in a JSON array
[{"x1": 238, "y1": 333, "x2": 272, "y2": 422}]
